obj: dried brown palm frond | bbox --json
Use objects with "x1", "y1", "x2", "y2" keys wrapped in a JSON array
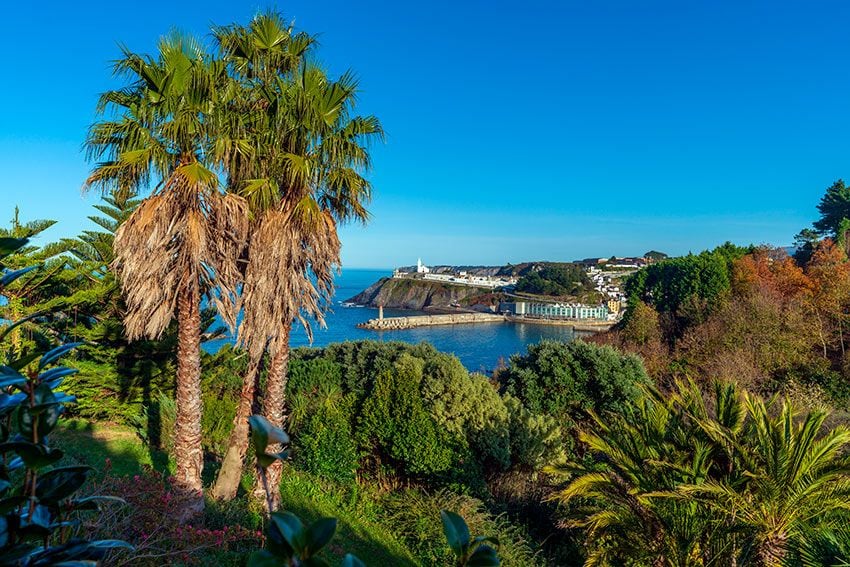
[
  {"x1": 112, "y1": 168, "x2": 250, "y2": 340},
  {"x1": 237, "y1": 199, "x2": 340, "y2": 358}
]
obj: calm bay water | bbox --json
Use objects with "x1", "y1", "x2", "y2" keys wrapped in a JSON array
[{"x1": 208, "y1": 269, "x2": 576, "y2": 373}]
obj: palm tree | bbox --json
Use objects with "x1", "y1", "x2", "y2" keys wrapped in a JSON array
[
  {"x1": 208, "y1": 13, "x2": 382, "y2": 507},
  {"x1": 549, "y1": 386, "x2": 719, "y2": 567},
  {"x1": 681, "y1": 394, "x2": 850, "y2": 567},
  {"x1": 85, "y1": 33, "x2": 250, "y2": 516},
  {"x1": 208, "y1": 13, "x2": 316, "y2": 502}
]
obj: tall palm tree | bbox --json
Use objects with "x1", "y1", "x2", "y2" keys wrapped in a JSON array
[
  {"x1": 85, "y1": 33, "x2": 250, "y2": 516},
  {"x1": 208, "y1": 13, "x2": 316, "y2": 501},
  {"x1": 681, "y1": 394, "x2": 850, "y2": 567},
  {"x1": 208, "y1": 13, "x2": 383, "y2": 506}
]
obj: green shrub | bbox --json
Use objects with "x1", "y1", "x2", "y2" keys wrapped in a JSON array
[
  {"x1": 357, "y1": 354, "x2": 455, "y2": 477},
  {"x1": 499, "y1": 340, "x2": 649, "y2": 429},
  {"x1": 504, "y1": 395, "x2": 566, "y2": 469},
  {"x1": 287, "y1": 357, "x2": 344, "y2": 398},
  {"x1": 380, "y1": 489, "x2": 540, "y2": 566},
  {"x1": 294, "y1": 393, "x2": 360, "y2": 484},
  {"x1": 421, "y1": 354, "x2": 511, "y2": 469}
]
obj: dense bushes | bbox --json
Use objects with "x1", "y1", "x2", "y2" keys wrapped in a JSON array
[
  {"x1": 294, "y1": 393, "x2": 360, "y2": 484},
  {"x1": 497, "y1": 340, "x2": 649, "y2": 430},
  {"x1": 381, "y1": 489, "x2": 540, "y2": 566},
  {"x1": 359, "y1": 355, "x2": 456, "y2": 477},
  {"x1": 286, "y1": 342, "x2": 564, "y2": 490}
]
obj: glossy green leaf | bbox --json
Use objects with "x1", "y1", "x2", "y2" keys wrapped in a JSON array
[
  {"x1": 36, "y1": 465, "x2": 93, "y2": 504},
  {"x1": 0, "y1": 375, "x2": 26, "y2": 389},
  {"x1": 39, "y1": 343, "x2": 83, "y2": 370},
  {"x1": 0, "y1": 441, "x2": 63, "y2": 469},
  {"x1": 303, "y1": 517, "x2": 337, "y2": 556},
  {"x1": 441, "y1": 510, "x2": 470, "y2": 555},
  {"x1": 466, "y1": 544, "x2": 500, "y2": 566},
  {"x1": 270, "y1": 511, "x2": 305, "y2": 552},
  {"x1": 18, "y1": 385, "x2": 61, "y2": 439}
]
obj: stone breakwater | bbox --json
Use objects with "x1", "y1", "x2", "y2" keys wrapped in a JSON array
[
  {"x1": 358, "y1": 313, "x2": 506, "y2": 330},
  {"x1": 357, "y1": 313, "x2": 615, "y2": 332}
]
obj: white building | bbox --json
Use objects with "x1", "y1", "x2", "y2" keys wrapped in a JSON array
[{"x1": 416, "y1": 258, "x2": 430, "y2": 274}]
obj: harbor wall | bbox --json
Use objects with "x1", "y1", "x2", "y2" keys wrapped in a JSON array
[
  {"x1": 358, "y1": 313, "x2": 505, "y2": 330},
  {"x1": 357, "y1": 313, "x2": 614, "y2": 332}
]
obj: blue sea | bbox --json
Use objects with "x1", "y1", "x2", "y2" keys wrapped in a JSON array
[{"x1": 208, "y1": 269, "x2": 577, "y2": 373}]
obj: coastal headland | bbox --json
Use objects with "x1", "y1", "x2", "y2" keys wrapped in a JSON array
[{"x1": 347, "y1": 258, "x2": 633, "y2": 332}]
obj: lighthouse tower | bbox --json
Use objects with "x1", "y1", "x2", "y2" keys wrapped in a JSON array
[{"x1": 416, "y1": 258, "x2": 430, "y2": 274}]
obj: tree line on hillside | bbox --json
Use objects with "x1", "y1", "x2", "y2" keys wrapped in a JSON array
[
  {"x1": 514, "y1": 263, "x2": 594, "y2": 297},
  {"x1": 602, "y1": 180, "x2": 850, "y2": 412}
]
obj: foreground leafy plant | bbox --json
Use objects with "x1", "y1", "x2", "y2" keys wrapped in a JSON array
[
  {"x1": 0, "y1": 237, "x2": 131, "y2": 564},
  {"x1": 248, "y1": 414, "x2": 362, "y2": 566},
  {"x1": 440, "y1": 510, "x2": 500, "y2": 566}
]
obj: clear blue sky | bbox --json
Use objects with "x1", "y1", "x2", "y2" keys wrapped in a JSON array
[{"x1": 1, "y1": 1, "x2": 848, "y2": 268}]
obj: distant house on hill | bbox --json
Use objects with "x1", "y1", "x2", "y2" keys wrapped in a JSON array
[
  {"x1": 578, "y1": 257, "x2": 608, "y2": 266},
  {"x1": 578, "y1": 256, "x2": 647, "y2": 269}
]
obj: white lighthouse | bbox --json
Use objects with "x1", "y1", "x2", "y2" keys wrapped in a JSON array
[{"x1": 416, "y1": 258, "x2": 430, "y2": 274}]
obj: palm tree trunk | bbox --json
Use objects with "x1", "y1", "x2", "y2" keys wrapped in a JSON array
[
  {"x1": 210, "y1": 355, "x2": 263, "y2": 501},
  {"x1": 174, "y1": 277, "x2": 204, "y2": 519},
  {"x1": 757, "y1": 533, "x2": 787, "y2": 567},
  {"x1": 253, "y1": 325, "x2": 291, "y2": 511}
]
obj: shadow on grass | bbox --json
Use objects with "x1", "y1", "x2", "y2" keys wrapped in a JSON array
[
  {"x1": 52, "y1": 420, "x2": 418, "y2": 566},
  {"x1": 53, "y1": 418, "x2": 170, "y2": 478},
  {"x1": 276, "y1": 468, "x2": 419, "y2": 567}
]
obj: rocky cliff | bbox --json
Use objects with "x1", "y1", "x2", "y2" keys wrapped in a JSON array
[{"x1": 345, "y1": 277, "x2": 491, "y2": 310}]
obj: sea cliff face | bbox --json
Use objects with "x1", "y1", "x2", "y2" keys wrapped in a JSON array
[{"x1": 345, "y1": 277, "x2": 489, "y2": 310}]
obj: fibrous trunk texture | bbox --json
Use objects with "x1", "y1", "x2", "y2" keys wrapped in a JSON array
[
  {"x1": 174, "y1": 278, "x2": 205, "y2": 519},
  {"x1": 253, "y1": 327, "x2": 291, "y2": 511},
  {"x1": 757, "y1": 533, "x2": 787, "y2": 567},
  {"x1": 210, "y1": 357, "x2": 263, "y2": 501}
]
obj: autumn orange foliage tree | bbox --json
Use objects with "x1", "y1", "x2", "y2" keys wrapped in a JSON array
[{"x1": 608, "y1": 243, "x2": 850, "y2": 406}]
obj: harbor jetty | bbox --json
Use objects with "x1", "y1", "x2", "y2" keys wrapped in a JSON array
[
  {"x1": 358, "y1": 312, "x2": 506, "y2": 330},
  {"x1": 357, "y1": 312, "x2": 614, "y2": 332}
]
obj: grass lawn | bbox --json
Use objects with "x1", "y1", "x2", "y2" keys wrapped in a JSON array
[
  {"x1": 54, "y1": 418, "x2": 420, "y2": 566},
  {"x1": 54, "y1": 418, "x2": 170, "y2": 477},
  {"x1": 277, "y1": 468, "x2": 419, "y2": 566}
]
